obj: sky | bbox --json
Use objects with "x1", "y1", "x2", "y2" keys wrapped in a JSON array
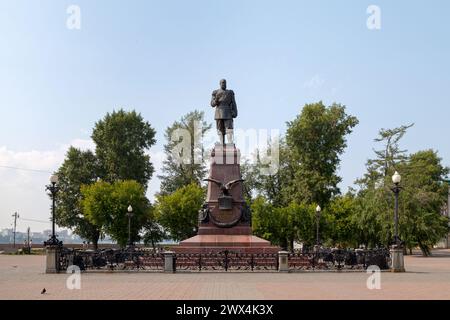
[{"x1": 0, "y1": 0, "x2": 449, "y2": 233}]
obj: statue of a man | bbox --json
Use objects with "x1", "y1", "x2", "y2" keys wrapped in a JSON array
[{"x1": 211, "y1": 79, "x2": 237, "y2": 144}]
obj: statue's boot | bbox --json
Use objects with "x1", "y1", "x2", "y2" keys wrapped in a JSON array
[
  {"x1": 217, "y1": 130, "x2": 225, "y2": 145},
  {"x1": 226, "y1": 129, "x2": 234, "y2": 145}
]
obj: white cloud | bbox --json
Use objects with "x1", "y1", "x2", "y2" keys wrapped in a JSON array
[
  {"x1": 303, "y1": 74, "x2": 325, "y2": 90},
  {"x1": 146, "y1": 149, "x2": 166, "y2": 202},
  {"x1": 0, "y1": 138, "x2": 94, "y2": 232},
  {"x1": 0, "y1": 139, "x2": 167, "y2": 232}
]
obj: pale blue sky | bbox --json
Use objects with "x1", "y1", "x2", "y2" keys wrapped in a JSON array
[{"x1": 0, "y1": 0, "x2": 449, "y2": 232}]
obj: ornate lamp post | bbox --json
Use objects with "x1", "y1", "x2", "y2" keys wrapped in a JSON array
[
  {"x1": 44, "y1": 174, "x2": 61, "y2": 246},
  {"x1": 315, "y1": 205, "x2": 321, "y2": 247},
  {"x1": 444, "y1": 178, "x2": 450, "y2": 249},
  {"x1": 390, "y1": 171, "x2": 405, "y2": 272},
  {"x1": 127, "y1": 205, "x2": 134, "y2": 247},
  {"x1": 391, "y1": 171, "x2": 402, "y2": 247}
]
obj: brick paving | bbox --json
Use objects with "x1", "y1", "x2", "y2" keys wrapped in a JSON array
[{"x1": 1, "y1": 250, "x2": 450, "y2": 300}]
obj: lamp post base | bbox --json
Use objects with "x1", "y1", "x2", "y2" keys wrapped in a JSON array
[
  {"x1": 390, "y1": 247, "x2": 405, "y2": 272},
  {"x1": 45, "y1": 245, "x2": 61, "y2": 274}
]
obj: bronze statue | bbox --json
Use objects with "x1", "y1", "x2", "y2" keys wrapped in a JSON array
[{"x1": 210, "y1": 79, "x2": 237, "y2": 144}]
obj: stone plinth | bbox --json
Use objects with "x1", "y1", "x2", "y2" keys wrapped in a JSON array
[
  {"x1": 175, "y1": 144, "x2": 279, "y2": 254},
  {"x1": 175, "y1": 235, "x2": 279, "y2": 254},
  {"x1": 45, "y1": 245, "x2": 60, "y2": 274},
  {"x1": 390, "y1": 248, "x2": 406, "y2": 272}
]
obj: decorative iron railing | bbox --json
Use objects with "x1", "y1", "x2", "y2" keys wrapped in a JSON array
[
  {"x1": 58, "y1": 247, "x2": 164, "y2": 271},
  {"x1": 288, "y1": 248, "x2": 391, "y2": 271},
  {"x1": 174, "y1": 250, "x2": 279, "y2": 272},
  {"x1": 56, "y1": 247, "x2": 390, "y2": 272}
]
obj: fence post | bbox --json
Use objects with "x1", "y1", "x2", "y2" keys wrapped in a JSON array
[
  {"x1": 278, "y1": 251, "x2": 289, "y2": 272},
  {"x1": 164, "y1": 251, "x2": 175, "y2": 273}
]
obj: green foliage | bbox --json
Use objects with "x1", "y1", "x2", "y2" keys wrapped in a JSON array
[
  {"x1": 155, "y1": 183, "x2": 204, "y2": 242},
  {"x1": 357, "y1": 123, "x2": 414, "y2": 188},
  {"x1": 158, "y1": 110, "x2": 211, "y2": 195},
  {"x1": 55, "y1": 110, "x2": 156, "y2": 247},
  {"x1": 81, "y1": 180, "x2": 152, "y2": 247},
  {"x1": 351, "y1": 188, "x2": 392, "y2": 247},
  {"x1": 397, "y1": 150, "x2": 449, "y2": 255},
  {"x1": 324, "y1": 195, "x2": 359, "y2": 248},
  {"x1": 254, "y1": 139, "x2": 298, "y2": 207},
  {"x1": 55, "y1": 147, "x2": 102, "y2": 248},
  {"x1": 92, "y1": 109, "x2": 156, "y2": 189},
  {"x1": 142, "y1": 220, "x2": 167, "y2": 249},
  {"x1": 286, "y1": 102, "x2": 358, "y2": 206},
  {"x1": 251, "y1": 197, "x2": 317, "y2": 250},
  {"x1": 352, "y1": 124, "x2": 449, "y2": 254}
]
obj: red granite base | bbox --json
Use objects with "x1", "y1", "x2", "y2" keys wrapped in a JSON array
[
  {"x1": 173, "y1": 234, "x2": 280, "y2": 254},
  {"x1": 197, "y1": 226, "x2": 252, "y2": 235}
]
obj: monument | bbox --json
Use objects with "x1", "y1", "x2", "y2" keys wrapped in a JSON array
[{"x1": 175, "y1": 79, "x2": 279, "y2": 253}]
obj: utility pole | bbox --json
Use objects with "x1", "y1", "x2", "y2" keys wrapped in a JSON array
[
  {"x1": 12, "y1": 212, "x2": 19, "y2": 248},
  {"x1": 27, "y1": 227, "x2": 31, "y2": 254}
]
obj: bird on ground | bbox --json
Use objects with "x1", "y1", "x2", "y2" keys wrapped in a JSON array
[{"x1": 41, "y1": 288, "x2": 46, "y2": 294}]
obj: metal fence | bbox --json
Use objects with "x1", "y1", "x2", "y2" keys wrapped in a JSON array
[
  {"x1": 59, "y1": 247, "x2": 164, "y2": 271},
  {"x1": 174, "y1": 251, "x2": 279, "y2": 272},
  {"x1": 288, "y1": 248, "x2": 391, "y2": 271},
  {"x1": 57, "y1": 247, "x2": 391, "y2": 272}
]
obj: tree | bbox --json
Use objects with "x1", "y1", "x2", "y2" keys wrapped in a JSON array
[
  {"x1": 55, "y1": 147, "x2": 102, "y2": 249},
  {"x1": 397, "y1": 150, "x2": 449, "y2": 256},
  {"x1": 353, "y1": 125, "x2": 449, "y2": 254},
  {"x1": 251, "y1": 196, "x2": 317, "y2": 251},
  {"x1": 253, "y1": 139, "x2": 299, "y2": 207},
  {"x1": 351, "y1": 187, "x2": 391, "y2": 248},
  {"x1": 324, "y1": 195, "x2": 359, "y2": 248},
  {"x1": 142, "y1": 220, "x2": 166, "y2": 250},
  {"x1": 155, "y1": 183, "x2": 204, "y2": 242},
  {"x1": 358, "y1": 123, "x2": 414, "y2": 188},
  {"x1": 251, "y1": 197, "x2": 279, "y2": 246},
  {"x1": 286, "y1": 102, "x2": 358, "y2": 206},
  {"x1": 92, "y1": 109, "x2": 156, "y2": 189},
  {"x1": 351, "y1": 124, "x2": 413, "y2": 248},
  {"x1": 81, "y1": 180, "x2": 152, "y2": 247},
  {"x1": 158, "y1": 110, "x2": 211, "y2": 195}
]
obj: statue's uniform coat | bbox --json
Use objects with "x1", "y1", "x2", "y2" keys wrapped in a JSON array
[{"x1": 211, "y1": 89, "x2": 238, "y2": 120}]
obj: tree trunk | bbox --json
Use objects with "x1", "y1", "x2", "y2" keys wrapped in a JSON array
[
  {"x1": 289, "y1": 238, "x2": 295, "y2": 252},
  {"x1": 418, "y1": 240, "x2": 429, "y2": 257},
  {"x1": 92, "y1": 230, "x2": 100, "y2": 251},
  {"x1": 280, "y1": 238, "x2": 288, "y2": 251}
]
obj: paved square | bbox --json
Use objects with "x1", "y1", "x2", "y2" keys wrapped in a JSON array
[{"x1": 1, "y1": 250, "x2": 450, "y2": 300}]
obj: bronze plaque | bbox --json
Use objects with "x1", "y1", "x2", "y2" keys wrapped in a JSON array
[{"x1": 218, "y1": 196, "x2": 233, "y2": 210}]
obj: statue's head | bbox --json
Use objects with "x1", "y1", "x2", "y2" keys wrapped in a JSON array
[{"x1": 220, "y1": 79, "x2": 227, "y2": 90}]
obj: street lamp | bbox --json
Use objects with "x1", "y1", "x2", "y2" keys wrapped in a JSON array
[
  {"x1": 44, "y1": 174, "x2": 61, "y2": 246},
  {"x1": 391, "y1": 171, "x2": 402, "y2": 247},
  {"x1": 127, "y1": 205, "x2": 134, "y2": 247},
  {"x1": 315, "y1": 205, "x2": 321, "y2": 247}
]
